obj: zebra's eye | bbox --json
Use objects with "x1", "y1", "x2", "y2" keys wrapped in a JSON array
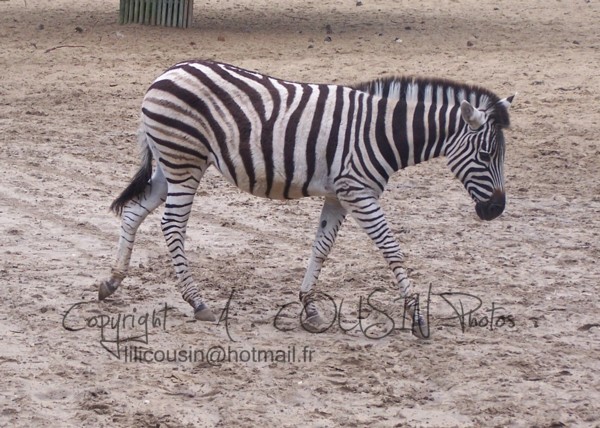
[{"x1": 480, "y1": 151, "x2": 491, "y2": 163}]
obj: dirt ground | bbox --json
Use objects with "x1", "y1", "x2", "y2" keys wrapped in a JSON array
[{"x1": 1, "y1": 0, "x2": 599, "y2": 426}]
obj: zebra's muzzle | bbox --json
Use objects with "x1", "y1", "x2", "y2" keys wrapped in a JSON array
[{"x1": 475, "y1": 190, "x2": 505, "y2": 221}]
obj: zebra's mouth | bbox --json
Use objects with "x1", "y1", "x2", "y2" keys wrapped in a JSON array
[{"x1": 475, "y1": 190, "x2": 505, "y2": 221}]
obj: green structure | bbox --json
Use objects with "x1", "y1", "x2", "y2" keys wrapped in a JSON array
[{"x1": 119, "y1": 0, "x2": 194, "y2": 28}]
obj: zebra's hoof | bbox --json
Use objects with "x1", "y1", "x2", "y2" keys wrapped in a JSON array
[
  {"x1": 194, "y1": 304, "x2": 216, "y2": 322},
  {"x1": 301, "y1": 313, "x2": 326, "y2": 333},
  {"x1": 412, "y1": 315, "x2": 430, "y2": 340},
  {"x1": 98, "y1": 280, "x2": 117, "y2": 301}
]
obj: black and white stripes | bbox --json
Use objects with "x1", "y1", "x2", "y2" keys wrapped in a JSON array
[{"x1": 99, "y1": 60, "x2": 514, "y2": 338}]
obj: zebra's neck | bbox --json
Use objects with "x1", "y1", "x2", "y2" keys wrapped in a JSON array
[
  {"x1": 383, "y1": 96, "x2": 459, "y2": 170},
  {"x1": 354, "y1": 76, "x2": 501, "y2": 171}
]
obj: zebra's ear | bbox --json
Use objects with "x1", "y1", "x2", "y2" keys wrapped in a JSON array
[
  {"x1": 497, "y1": 93, "x2": 517, "y2": 110},
  {"x1": 460, "y1": 100, "x2": 486, "y2": 130}
]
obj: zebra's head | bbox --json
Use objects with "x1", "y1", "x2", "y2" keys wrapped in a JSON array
[{"x1": 447, "y1": 94, "x2": 515, "y2": 221}]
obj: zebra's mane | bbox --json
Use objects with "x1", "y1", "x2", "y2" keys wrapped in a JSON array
[{"x1": 352, "y1": 76, "x2": 510, "y2": 127}]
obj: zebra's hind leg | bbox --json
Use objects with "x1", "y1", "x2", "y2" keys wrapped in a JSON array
[
  {"x1": 99, "y1": 165, "x2": 168, "y2": 300},
  {"x1": 161, "y1": 171, "x2": 215, "y2": 322},
  {"x1": 339, "y1": 195, "x2": 429, "y2": 339},
  {"x1": 299, "y1": 197, "x2": 347, "y2": 329}
]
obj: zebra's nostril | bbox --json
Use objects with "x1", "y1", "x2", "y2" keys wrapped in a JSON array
[
  {"x1": 490, "y1": 203, "x2": 505, "y2": 218},
  {"x1": 475, "y1": 194, "x2": 505, "y2": 221}
]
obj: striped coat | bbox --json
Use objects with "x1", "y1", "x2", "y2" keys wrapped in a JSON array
[{"x1": 99, "y1": 60, "x2": 514, "y2": 339}]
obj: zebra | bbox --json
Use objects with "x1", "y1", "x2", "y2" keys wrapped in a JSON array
[{"x1": 98, "y1": 59, "x2": 514, "y2": 339}]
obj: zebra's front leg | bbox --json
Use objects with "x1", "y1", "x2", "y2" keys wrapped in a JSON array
[
  {"x1": 99, "y1": 166, "x2": 167, "y2": 300},
  {"x1": 340, "y1": 195, "x2": 429, "y2": 339},
  {"x1": 161, "y1": 178, "x2": 215, "y2": 322},
  {"x1": 299, "y1": 197, "x2": 347, "y2": 327}
]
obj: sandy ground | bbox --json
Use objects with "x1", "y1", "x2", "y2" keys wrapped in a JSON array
[{"x1": 1, "y1": 0, "x2": 600, "y2": 426}]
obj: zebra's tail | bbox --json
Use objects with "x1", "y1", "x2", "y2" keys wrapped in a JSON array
[{"x1": 110, "y1": 131, "x2": 153, "y2": 216}]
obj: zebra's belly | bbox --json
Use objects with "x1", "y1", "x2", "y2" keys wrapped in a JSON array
[{"x1": 213, "y1": 160, "x2": 334, "y2": 200}]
